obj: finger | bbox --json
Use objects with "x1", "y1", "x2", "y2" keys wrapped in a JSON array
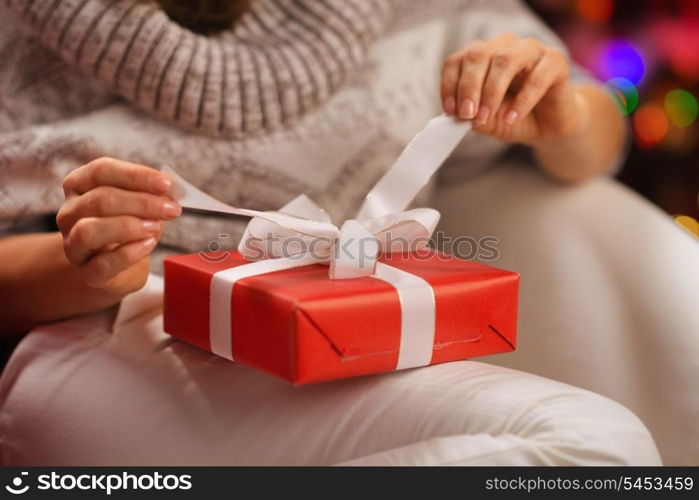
[
  {"x1": 477, "y1": 38, "x2": 544, "y2": 125},
  {"x1": 456, "y1": 34, "x2": 518, "y2": 120},
  {"x1": 441, "y1": 51, "x2": 464, "y2": 115},
  {"x1": 454, "y1": 42, "x2": 488, "y2": 119},
  {"x1": 62, "y1": 157, "x2": 173, "y2": 198},
  {"x1": 79, "y1": 237, "x2": 157, "y2": 288},
  {"x1": 64, "y1": 216, "x2": 161, "y2": 265},
  {"x1": 56, "y1": 186, "x2": 181, "y2": 234},
  {"x1": 505, "y1": 48, "x2": 568, "y2": 124}
]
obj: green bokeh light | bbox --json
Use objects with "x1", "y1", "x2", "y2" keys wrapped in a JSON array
[
  {"x1": 604, "y1": 77, "x2": 639, "y2": 115},
  {"x1": 664, "y1": 89, "x2": 698, "y2": 128}
]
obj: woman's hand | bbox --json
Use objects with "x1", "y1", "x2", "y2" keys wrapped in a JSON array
[
  {"x1": 56, "y1": 158, "x2": 181, "y2": 296},
  {"x1": 441, "y1": 34, "x2": 589, "y2": 146}
]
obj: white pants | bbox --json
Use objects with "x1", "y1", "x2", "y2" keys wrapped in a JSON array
[
  {"x1": 0, "y1": 279, "x2": 658, "y2": 465},
  {"x1": 436, "y1": 163, "x2": 699, "y2": 465}
]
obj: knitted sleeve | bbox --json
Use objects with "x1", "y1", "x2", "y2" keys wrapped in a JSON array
[{"x1": 1, "y1": 0, "x2": 393, "y2": 139}]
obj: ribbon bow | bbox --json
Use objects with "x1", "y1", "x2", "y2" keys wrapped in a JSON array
[
  {"x1": 165, "y1": 115, "x2": 472, "y2": 280},
  {"x1": 166, "y1": 115, "x2": 472, "y2": 367}
]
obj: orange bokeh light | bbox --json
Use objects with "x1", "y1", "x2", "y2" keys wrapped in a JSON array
[
  {"x1": 575, "y1": 0, "x2": 613, "y2": 24},
  {"x1": 633, "y1": 104, "x2": 669, "y2": 148}
]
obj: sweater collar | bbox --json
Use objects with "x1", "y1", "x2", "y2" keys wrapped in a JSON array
[{"x1": 6, "y1": 0, "x2": 394, "y2": 138}]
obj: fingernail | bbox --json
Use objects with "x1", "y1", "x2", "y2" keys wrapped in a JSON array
[
  {"x1": 141, "y1": 237, "x2": 157, "y2": 249},
  {"x1": 505, "y1": 110, "x2": 519, "y2": 125},
  {"x1": 142, "y1": 219, "x2": 159, "y2": 232},
  {"x1": 153, "y1": 176, "x2": 172, "y2": 194},
  {"x1": 443, "y1": 96, "x2": 456, "y2": 115},
  {"x1": 475, "y1": 105, "x2": 490, "y2": 125},
  {"x1": 163, "y1": 201, "x2": 182, "y2": 218},
  {"x1": 459, "y1": 99, "x2": 476, "y2": 119}
]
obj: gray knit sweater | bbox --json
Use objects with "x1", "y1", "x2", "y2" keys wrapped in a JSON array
[{"x1": 0, "y1": 0, "x2": 576, "y2": 265}]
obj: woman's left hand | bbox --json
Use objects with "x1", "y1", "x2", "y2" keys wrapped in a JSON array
[{"x1": 441, "y1": 34, "x2": 588, "y2": 145}]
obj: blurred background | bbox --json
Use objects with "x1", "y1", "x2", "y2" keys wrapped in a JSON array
[{"x1": 526, "y1": 0, "x2": 699, "y2": 236}]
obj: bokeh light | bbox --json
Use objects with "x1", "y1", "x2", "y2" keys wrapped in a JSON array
[
  {"x1": 575, "y1": 0, "x2": 613, "y2": 24},
  {"x1": 633, "y1": 104, "x2": 669, "y2": 148},
  {"x1": 651, "y1": 19, "x2": 699, "y2": 82},
  {"x1": 664, "y1": 89, "x2": 698, "y2": 128},
  {"x1": 674, "y1": 215, "x2": 699, "y2": 238},
  {"x1": 604, "y1": 77, "x2": 638, "y2": 115},
  {"x1": 599, "y1": 41, "x2": 645, "y2": 84}
]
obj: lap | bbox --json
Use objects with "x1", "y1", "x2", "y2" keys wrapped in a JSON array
[
  {"x1": 435, "y1": 162, "x2": 699, "y2": 465},
  {"x1": 0, "y1": 276, "x2": 659, "y2": 465}
]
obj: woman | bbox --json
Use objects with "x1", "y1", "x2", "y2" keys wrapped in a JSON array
[
  {"x1": 0, "y1": 0, "x2": 622, "y2": 330},
  {"x1": 0, "y1": 0, "x2": 687, "y2": 464}
]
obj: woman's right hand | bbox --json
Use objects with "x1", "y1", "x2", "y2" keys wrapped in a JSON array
[{"x1": 56, "y1": 157, "x2": 181, "y2": 296}]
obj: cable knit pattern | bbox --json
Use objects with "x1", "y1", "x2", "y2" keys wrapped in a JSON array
[{"x1": 3, "y1": 0, "x2": 393, "y2": 138}]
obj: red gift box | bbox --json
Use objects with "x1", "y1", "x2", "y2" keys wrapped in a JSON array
[{"x1": 163, "y1": 250, "x2": 519, "y2": 385}]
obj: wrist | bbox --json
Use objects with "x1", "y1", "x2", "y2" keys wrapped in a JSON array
[
  {"x1": 567, "y1": 88, "x2": 592, "y2": 138},
  {"x1": 530, "y1": 88, "x2": 592, "y2": 150}
]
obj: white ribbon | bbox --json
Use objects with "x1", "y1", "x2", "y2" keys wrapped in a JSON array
[{"x1": 165, "y1": 115, "x2": 472, "y2": 367}]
